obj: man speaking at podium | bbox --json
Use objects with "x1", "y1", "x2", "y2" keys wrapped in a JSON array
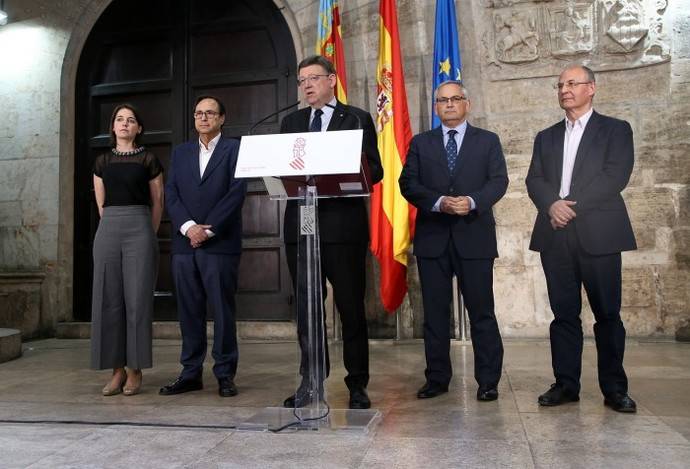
[{"x1": 280, "y1": 55, "x2": 383, "y2": 410}]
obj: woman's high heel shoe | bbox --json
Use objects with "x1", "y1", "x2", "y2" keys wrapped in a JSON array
[
  {"x1": 123, "y1": 370, "x2": 142, "y2": 396},
  {"x1": 102, "y1": 370, "x2": 126, "y2": 396}
]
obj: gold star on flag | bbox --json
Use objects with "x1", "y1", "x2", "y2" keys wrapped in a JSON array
[{"x1": 439, "y1": 58, "x2": 450, "y2": 76}]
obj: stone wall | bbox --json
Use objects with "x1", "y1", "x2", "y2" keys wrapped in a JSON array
[
  {"x1": 0, "y1": 0, "x2": 687, "y2": 339},
  {"x1": 286, "y1": 0, "x2": 690, "y2": 338},
  {"x1": 0, "y1": 0, "x2": 90, "y2": 336}
]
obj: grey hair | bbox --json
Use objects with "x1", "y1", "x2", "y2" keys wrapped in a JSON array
[
  {"x1": 562, "y1": 64, "x2": 596, "y2": 83},
  {"x1": 435, "y1": 80, "x2": 469, "y2": 101}
]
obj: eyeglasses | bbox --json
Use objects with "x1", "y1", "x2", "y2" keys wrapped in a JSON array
[
  {"x1": 296, "y1": 74, "x2": 332, "y2": 86},
  {"x1": 193, "y1": 110, "x2": 220, "y2": 119},
  {"x1": 554, "y1": 80, "x2": 592, "y2": 90},
  {"x1": 435, "y1": 96, "x2": 467, "y2": 104}
]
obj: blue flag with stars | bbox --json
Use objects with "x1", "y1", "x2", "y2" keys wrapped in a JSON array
[{"x1": 431, "y1": 0, "x2": 462, "y2": 128}]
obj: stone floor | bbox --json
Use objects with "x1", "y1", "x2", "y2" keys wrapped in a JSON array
[{"x1": 1, "y1": 337, "x2": 689, "y2": 468}]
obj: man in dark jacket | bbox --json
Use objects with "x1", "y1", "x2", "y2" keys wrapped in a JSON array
[
  {"x1": 280, "y1": 55, "x2": 383, "y2": 410},
  {"x1": 160, "y1": 96, "x2": 247, "y2": 398},
  {"x1": 400, "y1": 80, "x2": 507, "y2": 402},
  {"x1": 526, "y1": 64, "x2": 637, "y2": 413}
]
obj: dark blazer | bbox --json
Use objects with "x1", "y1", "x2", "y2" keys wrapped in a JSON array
[
  {"x1": 525, "y1": 111, "x2": 637, "y2": 255},
  {"x1": 280, "y1": 101, "x2": 383, "y2": 244},
  {"x1": 399, "y1": 123, "x2": 508, "y2": 259},
  {"x1": 165, "y1": 137, "x2": 247, "y2": 255}
]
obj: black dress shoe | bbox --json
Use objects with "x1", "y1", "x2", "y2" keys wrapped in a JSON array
[
  {"x1": 218, "y1": 377, "x2": 238, "y2": 397},
  {"x1": 477, "y1": 387, "x2": 499, "y2": 401},
  {"x1": 417, "y1": 381, "x2": 449, "y2": 399},
  {"x1": 538, "y1": 383, "x2": 579, "y2": 406},
  {"x1": 349, "y1": 387, "x2": 371, "y2": 409},
  {"x1": 159, "y1": 376, "x2": 203, "y2": 396},
  {"x1": 283, "y1": 394, "x2": 300, "y2": 408},
  {"x1": 604, "y1": 393, "x2": 637, "y2": 413},
  {"x1": 283, "y1": 383, "x2": 323, "y2": 408}
]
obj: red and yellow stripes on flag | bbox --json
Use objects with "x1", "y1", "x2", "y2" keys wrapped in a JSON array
[
  {"x1": 316, "y1": 0, "x2": 348, "y2": 103},
  {"x1": 370, "y1": 0, "x2": 416, "y2": 313}
]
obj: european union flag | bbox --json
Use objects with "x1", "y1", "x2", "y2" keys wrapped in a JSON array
[{"x1": 431, "y1": 0, "x2": 463, "y2": 128}]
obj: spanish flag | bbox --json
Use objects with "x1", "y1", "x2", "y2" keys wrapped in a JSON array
[
  {"x1": 370, "y1": 0, "x2": 415, "y2": 313},
  {"x1": 316, "y1": 0, "x2": 348, "y2": 103}
]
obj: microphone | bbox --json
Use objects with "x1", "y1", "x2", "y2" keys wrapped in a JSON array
[
  {"x1": 248, "y1": 100, "x2": 300, "y2": 135},
  {"x1": 323, "y1": 102, "x2": 361, "y2": 130}
]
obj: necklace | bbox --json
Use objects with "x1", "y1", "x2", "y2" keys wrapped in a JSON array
[{"x1": 112, "y1": 146, "x2": 145, "y2": 156}]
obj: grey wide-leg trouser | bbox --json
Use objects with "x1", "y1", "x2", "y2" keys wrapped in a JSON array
[{"x1": 91, "y1": 205, "x2": 158, "y2": 370}]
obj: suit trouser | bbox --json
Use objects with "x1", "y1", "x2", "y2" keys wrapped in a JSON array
[
  {"x1": 286, "y1": 242, "x2": 370, "y2": 390},
  {"x1": 540, "y1": 225, "x2": 628, "y2": 397},
  {"x1": 416, "y1": 240, "x2": 503, "y2": 388},
  {"x1": 91, "y1": 206, "x2": 157, "y2": 370},
  {"x1": 172, "y1": 250, "x2": 240, "y2": 381}
]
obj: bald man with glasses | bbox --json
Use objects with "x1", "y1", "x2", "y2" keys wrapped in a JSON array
[
  {"x1": 400, "y1": 80, "x2": 508, "y2": 402},
  {"x1": 526, "y1": 64, "x2": 637, "y2": 413}
]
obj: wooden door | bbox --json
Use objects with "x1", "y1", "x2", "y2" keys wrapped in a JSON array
[{"x1": 74, "y1": 0, "x2": 297, "y2": 321}]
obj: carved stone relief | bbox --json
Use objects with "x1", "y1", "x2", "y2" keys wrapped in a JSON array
[
  {"x1": 548, "y1": 3, "x2": 594, "y2": 56},
  {"x1": 604, "y1": 0, "x2": 648, "y2": 51},
  {"x1": 494, "y1": 10, "x2": 541, "y2": 63},
  {"x1": 482, "y1": 0, "x2": 670, "y2": 80}
]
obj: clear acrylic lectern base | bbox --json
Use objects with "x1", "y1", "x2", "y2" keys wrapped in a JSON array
[{"x1": 237, "y1": 407, "x2": 381, "y2": 434}]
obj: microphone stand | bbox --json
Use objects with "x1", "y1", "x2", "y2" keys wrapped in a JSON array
[{"x1": 248, "y1": 100, "x2": 301, "y2": 135}]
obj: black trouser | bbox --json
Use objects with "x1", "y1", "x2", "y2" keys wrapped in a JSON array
[
  {"x1": 540, "y1": 224, "x2": 628, "y2": 397},
  {"x1": 286, "y1": 242, "x2": 370, "y2": 390},
  {"x1": 416, "y1": 240, "x2": 503, "y2": 389},
  {"x1": 172, "y1": 251, "x2": 240, "y2": 381}
]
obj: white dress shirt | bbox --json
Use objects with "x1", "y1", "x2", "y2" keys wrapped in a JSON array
[
  {"x1": 179, "y1": 133, "x2": 221, "y2": 237},
  {"x1": 433, "y1": 120, "x2": 476, "y2": 212},
  {"x1": 309, "y1": 97, "x2": 337, "y2": 131},
  {"x1": 560, "y1": 108, "x2": 593, "y2": 198}
]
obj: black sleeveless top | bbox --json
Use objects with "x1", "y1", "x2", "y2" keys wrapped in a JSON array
[{"x1": 93, "y1": 148, "x2": 163, "y2": 207}]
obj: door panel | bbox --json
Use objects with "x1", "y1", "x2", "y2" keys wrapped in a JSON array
[
  {"x1": 100, "y1": 40, "x2": 173, "y2": 83},
  {"x1": 191, "y1": 30, "x2": 277, "y2": 74},
  {"x1": 242, "y1": 195, "x2": 281, "y2": 236}
]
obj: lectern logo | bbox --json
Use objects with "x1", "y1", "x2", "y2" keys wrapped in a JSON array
[{"x1": 290, "y1": 137, "x2": 306, "y2": 170}]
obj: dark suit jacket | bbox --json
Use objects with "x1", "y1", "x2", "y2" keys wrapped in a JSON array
[
  {"x1": 165, "y1": 137, "x2": 247, "y2": 255},
  {"x1": 399, "y1": 123, "x2": 508, "y2": 259},
  {"x1": 525, "y1": 111, "x2": 637, "y2": 255},
  {"x1": 280, "y1": 101, "x2": 383, "y2": 244}
]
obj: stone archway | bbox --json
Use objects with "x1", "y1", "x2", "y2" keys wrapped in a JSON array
[{"x1": 56, "y1": 0, "x2": 305, "y2": 323}]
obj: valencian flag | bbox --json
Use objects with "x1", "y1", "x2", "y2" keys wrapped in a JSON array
[
  {"x1": 316, "y1": 0, "x2": 348, "y2": 103},
  {"x1": 370, "y1": 0, "x2": 416, "y2": 313},
  {"x1": 431, "y1": 0, "x2": 463, "y2": 128}
]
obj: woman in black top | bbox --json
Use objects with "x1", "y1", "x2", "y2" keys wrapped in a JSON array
[{"x1": 91, "y1": 104, "x2": 164, "y2": 396}]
